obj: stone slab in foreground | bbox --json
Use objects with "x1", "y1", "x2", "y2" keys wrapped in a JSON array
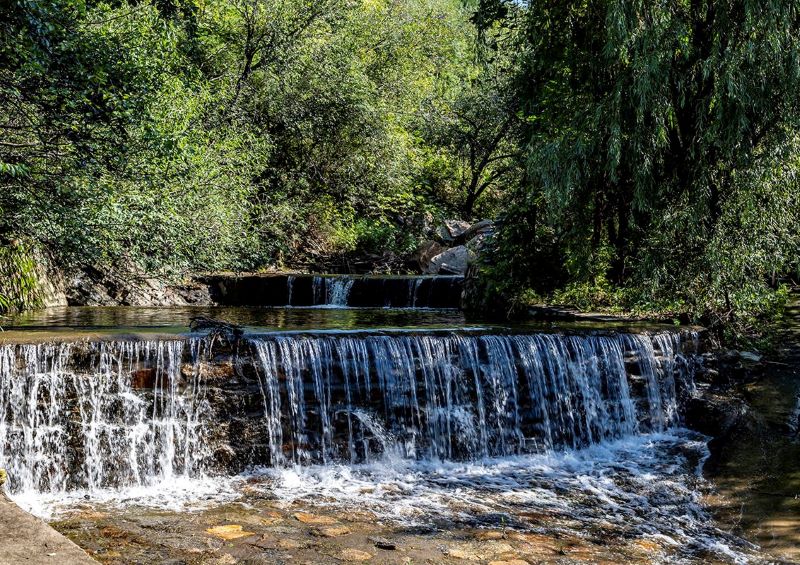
[{"x1": 0, "y1": 493, "x2": 95, "y2": 565}]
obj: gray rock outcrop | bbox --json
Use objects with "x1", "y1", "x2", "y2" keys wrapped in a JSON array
[{"x1": 421, "y1": 219, "x2": 493, "y2": 275}]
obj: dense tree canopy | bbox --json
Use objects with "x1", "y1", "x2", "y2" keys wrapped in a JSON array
[
  {"x1": 2, "y1": 0, "x2": 799, "y2": 336},
  {"x1": 1, "y1": 0, "x2": 490, "y2": 278},
  {"x1": 479, "y1": 0, "x2": 800, "y2": 335}
]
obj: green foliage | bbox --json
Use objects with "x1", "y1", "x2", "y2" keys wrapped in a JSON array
[
  {"x1": 1, "y1": 0, "x2": 484, "y2": 281},
  {"x1": 475, "y1": 0, "x2": 800, "y2": 340},
  {"x1": 416, "y1": 6, "x2": 524, "y2": 219},
  {"x1": 2, "y1": 0, "x2": 796, "y2": 344},
  {"x1": 0, "y1": 243, "x2": 43, "y2": 315}
]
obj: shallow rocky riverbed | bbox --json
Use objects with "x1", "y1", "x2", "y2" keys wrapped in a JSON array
[
  {"x1": 34, "y1": 431, "x2": 764, "y2": 565},
  {"x1": 49, "y1": 494, "x2": 723, "y2": 565}
]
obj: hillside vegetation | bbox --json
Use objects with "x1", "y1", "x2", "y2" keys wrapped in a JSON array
[{"x1": 2, "y1": 0, "x2": 800, "y2": 340}]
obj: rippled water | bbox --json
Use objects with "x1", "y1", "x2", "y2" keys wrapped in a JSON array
[
  {"x1": 13, "y1": 431, "x2": 762, "y2": 564},
  {"x1": 258, "y1": 431, "x2": 760, "y2": 562}
]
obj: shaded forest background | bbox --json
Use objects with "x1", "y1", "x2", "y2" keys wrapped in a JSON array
[{"x1": 2, "y1": 0, "x2": 800, "y2": 339}]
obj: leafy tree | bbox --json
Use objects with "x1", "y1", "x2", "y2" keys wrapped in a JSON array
[
  {"x1": 1, "y1": 0, "x2": 481, "y2": 280},
  {"x1": 483, "y1": 0, "x2": 800, "y2": 331},
  {"x1": 198, "y1": 0, "x2": 474, "y2": 264}
]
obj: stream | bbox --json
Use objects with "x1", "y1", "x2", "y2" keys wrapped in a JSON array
[{"x1": 0, "y1": 276, "x2": 792, "y2": 564}]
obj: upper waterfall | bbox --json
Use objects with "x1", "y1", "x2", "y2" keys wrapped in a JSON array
[{"x1": 200, "y1": 274, "x2": 464, "y2": 308}]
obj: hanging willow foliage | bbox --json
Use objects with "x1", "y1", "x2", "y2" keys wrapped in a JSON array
[{"x1": 477, "y1": 0, "x2": 800, "y2": 334}]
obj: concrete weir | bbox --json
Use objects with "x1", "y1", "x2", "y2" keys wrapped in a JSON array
[
  {"x1": 199, "y1": 273, "x2": 464, "y2": 308},
  {"x1": 0, "y1": 485, "x2": 95, "y2": 564}
]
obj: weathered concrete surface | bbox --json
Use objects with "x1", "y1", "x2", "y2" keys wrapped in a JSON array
[{"x1": 0, "y1": 492, "x2": 96, "y2": 564}]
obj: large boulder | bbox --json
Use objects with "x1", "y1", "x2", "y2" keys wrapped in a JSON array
[
  {"x1": 462, "y1": 219, "x2": 494, "y2": 242},
  {"x1": 424, "y1": 245, "x2": 473, "y2": 275},
  {"x1": 416, "y1": 240, "x2": 446, "y2": 272},
  {"x1": 436, "y1": 220, "x2": 471, "y2": 243},
  {"x1": 67, "y1": 265, "x2": 211, "y2": 306}
]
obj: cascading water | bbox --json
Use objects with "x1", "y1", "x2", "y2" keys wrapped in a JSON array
[
  {"x1": 0, "y1": 331, "x2": 695, "y2": 497},
  {"x1": 0, "y1": 329, "x2": 762, "y2": 562},
  {"x1": 248, "y1": 332, "x2": 694, "y2": 464},
  {"x1": 222, "y1": 274, "x2": 464, "y2": 307},
  {"x1": 311, "y1": 276, "x2": 355, "y2": 307},
  {"x1": 286, "y1": 275, "x2": 295, "y2": 305},
  {"x1": 0, "y1": 339, "x2": 213, "y2": 495}
]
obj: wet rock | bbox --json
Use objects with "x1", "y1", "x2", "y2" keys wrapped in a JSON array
[
  {"x1": 250, "y1": 535, "x2": 279, "y2": 550},
  {"x1": 463, "y1": 219, "x2": 494, "y2": 240},
  {"x1": 197, "y1": 361, "x2": 236, "y2": 381},
  {"x1": 683, "y1": 393, "x2": 747, "y2": 438},
  {"x1": 277, "y1": 538, "x2": 303, "y2": 550},
  {"x1": 138, "y1": 519, "x2": 169, "y2": 529},
  {"x1": 485, "y1": 542, "x2": 516, "y2": 555},
  {"x1": 368, "y1": 536, "x2": 396, "y2": 550},
  {"x1": 632, "y1": 539, "x2": 661, "y2": 553},
  {"x1": 417, "y1": 240, "x2": 446, "y2": 272},
  {"x1": 739, "y1": 351, "x2": 763, "y2": 363},
  {"x1": 444, "y1": 545, "x2": 482, "y2": 561},
  {"x1": 474, "y1": 531, "x2": 506, "y2": 541},
  {"x1": 258, "y1": 510, "x2": 284, "y2": 525},
  {"x1": 338, "y1": 548, "x2": 372, "y2": 561},
  {"x1": 311, "y1": 525, "x2": 351, "y2": 537},
  {"x1": 720, "y1": 349, "x2": 741, "y2": 363},
  {"x1": 130, "y1": 368, "x2": 156, "y2": 389},
  {"x1": 263, "y1": 525, "x2": 302, "y2": 536},
  {"x1": 68, "y1": 264, "x2": 212, "y2": 307},
  {"x1": 293, "y1": 512, "x2": 338, "y2": 525},
  {"x1": 425, "y1": 245, "x2": 473, "y2": 275},
  {"x1": 465, "y1": 231, "x2": 489, "y2": 253},
  {"x1": 250, "y1": 534, "x2": 307, "y2": 551},
  {"x1": 205, "y1": 524, "x2": 256, "y2": 540},
  {"x1": 437, "y1": 220, "x2": 471, "y2": 243}
]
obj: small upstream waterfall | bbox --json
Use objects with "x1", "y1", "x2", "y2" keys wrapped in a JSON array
[
  {"x1": 311, "y1": 276, "x2": 355, "y2": 306},
  {"x1": 230, "y1": 274, "x2": 464, "y2": 307},
  {"x1": 0, "y1": 331, "x2": 696, "y2": 496},
  {"x1": 286, "y1": 275, "x2": 295, "y2": 305}
]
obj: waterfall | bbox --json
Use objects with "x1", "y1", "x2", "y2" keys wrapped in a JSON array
[
  {"x1": 286, "y1": 275, "x2": 295, "y2": 306},
  {"x1": 311, "y1": 276, "x2": 354, "y2": 306},
  {"x1": 0, "y1": 339, "x2": 212, "y2": 495},
  {"x1": 410, "y1": 278, "x2": 423, "y2": 307},
  {"x1": 248, "y1": 332, "x2": 694, "y2": 463},
  {"x1": 327, "y1": 277, "x2": 354, "y2": 306},
  {"x1": 205, "y1": 273, "x2": 464, "y2": 308},
  {"x1": 0, "y1": 331, "x2": 696, "y2": 496}
]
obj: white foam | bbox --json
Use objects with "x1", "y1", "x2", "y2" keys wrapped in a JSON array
[
  {"x1": 12, "y1": 475, "x2": 242, "y2": 520},
  {"x1": 10, "y1": 430, "x2": 760, "y2": 563},
  {"x1": 246, "y1": 431, "x2": 757, "y2": 562}
]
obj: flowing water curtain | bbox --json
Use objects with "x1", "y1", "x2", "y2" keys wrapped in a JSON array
[
  {"x1": 0, "y1": 331, "x2": 696, "y2": 495},
  {"x1": 0, "y1": 343, "x2": 72, "y2": 493},
  {"x1": 247, "y1": 332, "x2": 697, "y2": 464},
  {"x1": 310, "y1": 276, "x2": 355, "y2": 306},
  {"x1": 0, "y1": 339, "x2": 214, "y2": 494}
]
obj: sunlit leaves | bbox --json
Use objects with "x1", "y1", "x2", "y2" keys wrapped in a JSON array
[{"x1": 489, "y1": 0, "x2": 800, "y2": 334}]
